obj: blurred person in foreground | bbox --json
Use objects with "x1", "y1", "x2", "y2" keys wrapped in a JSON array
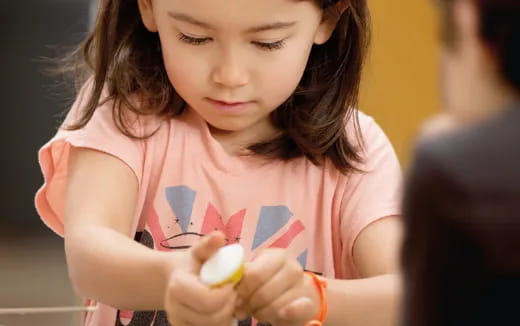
[{"x1": 401, "y1": 0, "x2": 520, "y2": 325}]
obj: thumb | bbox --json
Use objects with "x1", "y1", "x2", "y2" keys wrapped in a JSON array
[{"x1": 191, "y1": 231, "x2": 226, "y2": 264}]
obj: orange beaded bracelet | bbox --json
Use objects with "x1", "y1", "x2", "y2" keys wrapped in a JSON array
[{"x1": 304, "y1": 272, "x2": 328, "y2": 326}]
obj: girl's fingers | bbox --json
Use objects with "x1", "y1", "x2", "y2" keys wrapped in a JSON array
[
  {"x1": 167, "y1": 271, "x2": 235, "y2": 314},
  {"x1": 251, "y1": 285, "x2": 305, "y2": 323},
  {"x1": 190, "y1": 231, "x2": 227, "y2": 265},
  {"x1": 252, "y1": 274, "x2": 318, "y2": 324},
  {"x1": 247, "y1": 262, "x2": 303, "y2": 313},
  {"x1": 170, "y1": 292, "x2": 237, "y2": 326},
  {"x1": 277, "y1": 296, "x2": 314, "y2": 321},
  {"x1": 236, "y1": 249, "x2": 286, "y2": 301},
  {"x1": 165, "y1": 303, "x2": 195, "y2": 326}
]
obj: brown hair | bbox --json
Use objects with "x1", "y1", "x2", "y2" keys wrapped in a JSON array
[
  {"x1": 439, "y1": 0, "x2": 520, "y2": 91},
  {"x1": 66, "y1": 0, "x2": 370, "y2": 173}
]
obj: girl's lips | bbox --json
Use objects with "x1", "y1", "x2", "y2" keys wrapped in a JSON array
[
  {"x1": 212, "y1": 99, "x2": 245, "y2": 105},
  {"x1": 207, "y1": 98, "x2": 253, "y2": 113}
]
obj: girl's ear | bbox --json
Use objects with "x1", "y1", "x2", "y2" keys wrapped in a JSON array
[
  {"x1": 314, "y1": 0, "x2": 349, "y2": 45},
  {"x1": 138, "y1": 0, "x2": 158, "y2": 32}
]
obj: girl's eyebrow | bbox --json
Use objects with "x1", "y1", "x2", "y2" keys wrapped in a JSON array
[{"x1": 167, "y1": 11, "x2": 296, "y2": 33}]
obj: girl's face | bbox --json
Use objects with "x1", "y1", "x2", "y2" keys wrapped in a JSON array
[{"x1": 139, "y1": 0, "x2": 335, "y2": 139}]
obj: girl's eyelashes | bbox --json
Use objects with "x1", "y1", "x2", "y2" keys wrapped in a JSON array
[
  {"x1": 178, "y1": 32, "x2": 286, "y2": 51},
  {"x1": 177, "y1": 33, "x2": 212, "y2": 45},
  {"x1": 252, "y1": 39, "x2": 286, "y2": 51}
]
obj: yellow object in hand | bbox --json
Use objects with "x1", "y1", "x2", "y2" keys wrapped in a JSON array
[{"x1": 200, "y1": 244, "x2": 245, "y2": 288}]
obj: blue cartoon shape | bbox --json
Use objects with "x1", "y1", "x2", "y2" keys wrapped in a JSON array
[
  {"x1": 252, "y1": 206, "x2": 293, "y2": 249},
  {"x1": 165, "y1": 186, "x2": 196, "y2": 233},
  {"x1": 297, "y1": 249, "x2": 308, "y2": 269}
]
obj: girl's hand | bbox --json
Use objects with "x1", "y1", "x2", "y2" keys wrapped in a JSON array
[
  {"x1": 236, "y1": 249, "x2": 320, "y2": 326},
  {"x1": 164, "y1": 232, "x2": 238, "y2": 326}
]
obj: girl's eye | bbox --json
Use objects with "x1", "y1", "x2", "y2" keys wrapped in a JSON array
[
  {"x1": 178, "y1": 33, "x2": 211, "y2": 45},
  {"x1": 253, "y1": 40, "x2": 286, "y2": 51}
]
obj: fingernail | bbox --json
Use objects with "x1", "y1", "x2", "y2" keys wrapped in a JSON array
[{"x1": 235, "y1": 297, "x2": 243, "y2": 307}]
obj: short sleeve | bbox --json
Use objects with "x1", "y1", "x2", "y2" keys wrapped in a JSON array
[
  {"x1": 34, "y1": 81, "x2": 145, "y2": 236},
  {"x1": 339, "y1": 113, "x2": 402, "y2": 276}
]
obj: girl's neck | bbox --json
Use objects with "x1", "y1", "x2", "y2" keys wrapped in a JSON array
[{"x1": 199, "y1": 113, "x2": 280, "y2": 156}]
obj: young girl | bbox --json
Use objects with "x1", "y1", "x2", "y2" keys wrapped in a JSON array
[{"x1": 36, "y1": 0, "x2": 402, "y2": 325}]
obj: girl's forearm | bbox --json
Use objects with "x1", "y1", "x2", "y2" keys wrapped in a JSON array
[
  {"x1": 325, "y1": 274, "x2": 401, "y2": 326},
  {"x1": 65, "y1": 225, "x2": 180, "y2": 311}
]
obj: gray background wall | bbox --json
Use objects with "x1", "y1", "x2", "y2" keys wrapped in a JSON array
[
  {"x1": 1, "y1": 1, "x2": 93, "y2": 325},
  {"x1": 1, "y1": 0, "x2": 91, "y2": 234}
]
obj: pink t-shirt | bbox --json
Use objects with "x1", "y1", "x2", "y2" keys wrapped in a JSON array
[{"x1": 35, "y1": 84, "x2": 401, "y2": 326}]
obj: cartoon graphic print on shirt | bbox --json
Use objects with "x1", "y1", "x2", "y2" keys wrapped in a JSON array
[{"x1": 115, "y1": 185, "x2": 315, "y2": 326}]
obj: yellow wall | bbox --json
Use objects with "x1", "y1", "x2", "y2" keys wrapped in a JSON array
[{"x1": 360, "y1": 0, "x2": 440, "y2": 166}]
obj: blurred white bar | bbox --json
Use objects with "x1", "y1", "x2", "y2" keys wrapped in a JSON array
[{"x1": 0, "y1": 306, "x2": 97, "y2": 315}]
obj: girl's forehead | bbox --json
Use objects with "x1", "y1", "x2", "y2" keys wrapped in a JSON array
[{"x1": 157, "y1": 0, "x2": 321, "y2": 26}]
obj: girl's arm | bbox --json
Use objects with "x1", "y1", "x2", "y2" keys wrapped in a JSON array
[
  {"x1": 64, "y1": 147, "x2": 180, "y2": 310},
  {"x1": 236, "y1": 216, "x2": 403, "y2": 326},
  {"x1": 326, "y1": 216, "x2": 402, "y2": 326}
]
